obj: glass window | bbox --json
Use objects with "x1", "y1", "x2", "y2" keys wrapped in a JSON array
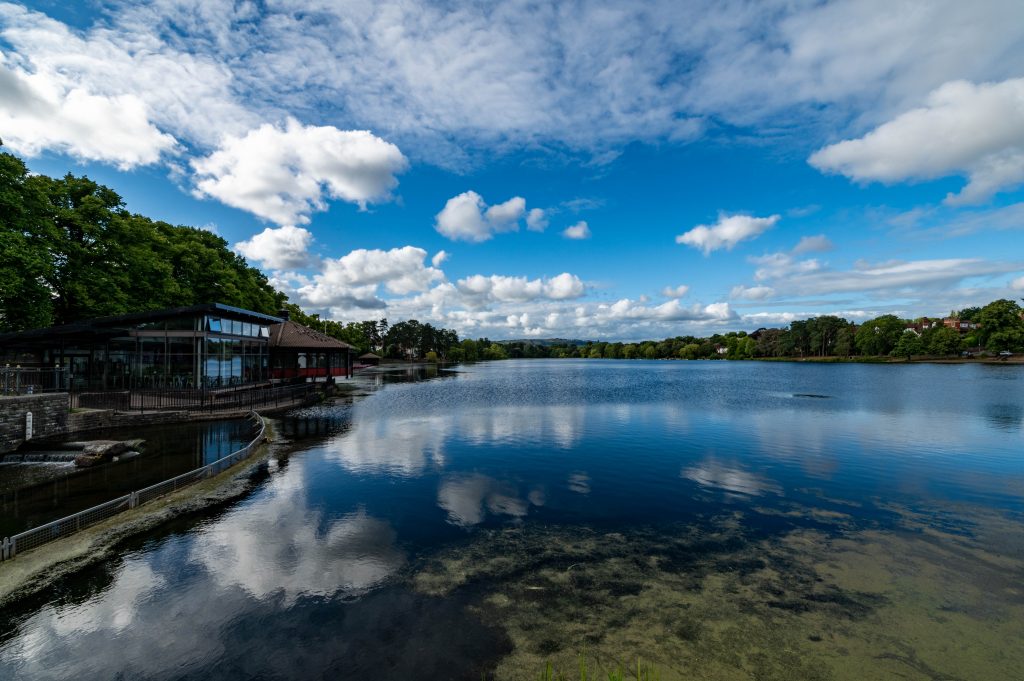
[
  {"x1": 207, "y1": 317, "x2": 222, "y2": 333},
  {"x1": 259, "y1": 326, "x2": 269, "y2": 338}
]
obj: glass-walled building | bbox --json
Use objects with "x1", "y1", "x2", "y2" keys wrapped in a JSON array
[{"x1": 0, "y1": 304, "x2": 282, "y2": 391}]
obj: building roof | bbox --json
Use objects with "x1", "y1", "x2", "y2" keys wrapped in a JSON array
[
  {"x1": 0, "y1": 303, "x2": 283, "y2": 346},
  {"x1": 358, "y1": 352, "x2": 381, "y2": 359},
  {"x1": 268, "y1": 320, "x2": 357, "y2": 351}
]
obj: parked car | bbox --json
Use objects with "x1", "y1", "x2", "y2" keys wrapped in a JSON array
[
  {"x1": 961, "y1": 351, "x2": 974, "y2": 358},
  {"x1": 998, "y1": 350, "x2": 1013, "y2": 357}
]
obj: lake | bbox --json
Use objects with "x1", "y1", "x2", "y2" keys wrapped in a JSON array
[{"x1": 1, "y1": 359, "x2": 1023, "y2": 680}]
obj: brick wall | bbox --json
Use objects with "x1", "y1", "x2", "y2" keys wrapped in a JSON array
[{"x1": 0, "y1": 394, "x2": 70, "y2": 454}]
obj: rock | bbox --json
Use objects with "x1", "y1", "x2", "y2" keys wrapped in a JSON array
[{"x1": 74, "y1": 439, "x2": 146, "y2": 467}]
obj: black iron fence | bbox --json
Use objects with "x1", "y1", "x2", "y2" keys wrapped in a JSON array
[
  {"x1": 72, "y1": 382, "x2": 316, "y2": 413},
  {"x1": 0, "y1": 366, "x2": 69, "y2": 395}
]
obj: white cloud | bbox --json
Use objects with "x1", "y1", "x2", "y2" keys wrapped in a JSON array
[
  {"x1": 455, "y1": 273, "x2": 585, "y2": 304},
  {"x1": 192, "y1": 118, "x2": 408, "y2": 225},
  {"x1": 0, "y1": 60, "x2": 176, "y2": 168},
  {"x1": 749, "y1": 255, "x2": 1018, "y2": 297},
  {"x1": 792, "y1": 234, "x2": 834, "y2": 254},
  {"x1": 431, "y1": 250, "x2": 450, "y2": 267},
  {"x1": 730, "y1": 285, "x2": 776, "y2": 301},
  {"x1": 810, "y1": 78, "x2": 1024, "y2": 205},
  {"x1": 434, "y1": 191, "x2": 527, "y2": 242},
  {"x1": 234, "y1": 225, "x2": 314, "y2": 270},
  {"x1": 676, "y1": 214, "x2": 779, "y2": 255},
  {"x1": 594, "y1": 298, "x2": 736, "y2": 324},
  {"x1": 3, "y1": 0, "x2": 1024, "y2": 173},
  {"x1": 562, "y1": 221, "x2": 591, "y2": 240},
  {"x1": 485, "y1": 196, "x2": 526, "y2": 226},
  {"x1": 290, "y1": 246, "x2": 444, "y2": 312},
  {"x1": 1011, "y1": 276, "x2": 1024, "y2": 291},
  {"x1": 661, "y1": 284, "x2": 690, "y2": 298},
  {"x1": 526, "y1": 208, "x2": 549, "y2": 232}
]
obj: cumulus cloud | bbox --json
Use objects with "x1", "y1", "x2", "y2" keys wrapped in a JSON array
[
  {"x1": 431, "y1": 250, "x2": 450, "y2": 267},
  {"x1": 661, "y1": 284, "x2": 690, "y2": 298},
  {"x1": 234, "y1": 225, "x2": 314, "y2": 270},
  {"x1": 792, "y1": 234, "x2": 834, "y2": 254},
  {"x1": 455, "y1": 273, "x2": 585, "y2": 304},
  {"x1": 1011, "y1": 276, "x2": 1024, "y2": 291},
  {"x1": 562, "y1": 221, "x2": 591, "y2": 240},
  {"x1": 434, "y1": 191, "x2": 529, "y2": 242},
  {"x1": 0, "y1": 61, "x2": 176, "y2": 168},
  {"x1": 594, "y1": 298, "x2": 736, "y2": 324},
  {"x1": 810, "y1": 78, "x2": 1024, "y2": 205},
  {"x1": 730, "y1": 285, "x2": 776, "y2": 301},
  {"x1": 192, "y1": 119, "x2": 408, "y2": 225},
  {"x1": 526, "y1": 208, "x2": 549, "y2": 232},
  {"x1": 290, "y1": 246, "x2": 444, "y2": 312},
  {"x1": 676, "y1": 214, "x2": 780, "y2": 255},
  {"x1": 3, "y1": 0, "x2": 1024, "y2": 173}
]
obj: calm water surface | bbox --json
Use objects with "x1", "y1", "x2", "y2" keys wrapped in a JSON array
[{"x1": 1, "y1": 360, "x2": 1023, "y2": 680}]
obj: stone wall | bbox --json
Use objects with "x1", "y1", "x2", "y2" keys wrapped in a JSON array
[
  {"x1": 66, "y1": 409, "x2": 195, "y2": 434},
  {"x1": 0, "y1": 394, "x2": 69, "y2": 454}
]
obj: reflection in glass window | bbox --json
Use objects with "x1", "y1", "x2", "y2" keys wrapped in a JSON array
[{"x1": 208, "y1": 317, "x2": 222, "y2": 332}]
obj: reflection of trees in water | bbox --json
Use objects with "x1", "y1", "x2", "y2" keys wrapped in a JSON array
[{"x1": 984, "y1": 403, "x2": 1023, "y2": 431}]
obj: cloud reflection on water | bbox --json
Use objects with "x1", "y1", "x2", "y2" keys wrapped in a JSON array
[
  {"x1": 438, "y1": 473, "x2": 544, "y2": 527},
  {"x1": 190, "y1": 472, "x2": 404, "y2": 603},
  {"x1": 682, "y1": 457, "x2": 781, "y2": 497}
]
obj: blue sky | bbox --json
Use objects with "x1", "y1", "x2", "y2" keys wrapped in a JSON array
[{"x1": 2, "y1": 0, "x2": 1023, "y2": 340}]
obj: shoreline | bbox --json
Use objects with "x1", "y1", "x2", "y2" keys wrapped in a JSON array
[{"x1": 0, "y1": 419, "x2": 278, "y2": 606}]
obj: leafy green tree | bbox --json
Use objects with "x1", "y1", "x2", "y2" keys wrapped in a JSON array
[
  {"x1": 834, "y1": 326, "x2": 856, "y2": 357},
  {"x1": 892, "y1": 332, "x2": 923, "y2": 359},
  {"x1": 924, "y1": 326, "x2": 962, "y2": 355},
  {"x1": 0, "y1": 151, "x2": 55, "y2": 330},
  {"x1": 855, "y1": 315, "x2": 905, "y2": 356},
  {"x1": 978, "y1": 299, "x2": 1024, "y2": 352}
]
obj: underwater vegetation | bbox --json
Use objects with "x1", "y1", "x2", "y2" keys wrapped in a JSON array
[{"x1": 417, "y1": 505, "x2": 1024, "y2": 681}]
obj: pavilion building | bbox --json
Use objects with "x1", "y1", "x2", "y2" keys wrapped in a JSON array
[{"x1": 0, "y1": 304, "x2": 356, "y2": 392}]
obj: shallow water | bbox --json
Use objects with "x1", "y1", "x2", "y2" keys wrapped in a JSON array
[{"x1": 1, "y1": 360, "x2": 1023, "y2": 680}]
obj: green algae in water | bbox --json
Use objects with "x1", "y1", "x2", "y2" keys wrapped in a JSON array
[{"x1": 414, "y1": 507, "x2": 1024, "y2": 681}]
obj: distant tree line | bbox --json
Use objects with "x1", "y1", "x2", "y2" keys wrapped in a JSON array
[{"x1": 500, "y1": 301, "x2": 1024, "y2": 361}]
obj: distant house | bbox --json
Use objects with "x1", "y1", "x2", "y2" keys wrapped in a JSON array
[
  {"x1": 942, "y1": 317, "x2": 980, "y2": 333},
  {"x1": 357, "y1": 352, "x2": 381, "y2": 367},
  {"x1": 714, "y1": 344, "x2": 728, "y2": 355}
]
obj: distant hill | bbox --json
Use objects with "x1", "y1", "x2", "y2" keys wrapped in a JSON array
[{"x1": 496, "y1": 338, "x2": 594, "y2": 347}]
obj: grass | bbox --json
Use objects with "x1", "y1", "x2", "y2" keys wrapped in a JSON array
[{"x1": 535, "y1": 653, "x2": 660, "y2": 681}]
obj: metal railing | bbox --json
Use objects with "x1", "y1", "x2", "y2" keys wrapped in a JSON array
[
  {"x1": 1, "y1": 412, "x2": 267, "y2": 562},
  {"x1": 71, "y1": 383, "x2": 316, "y2": 413},
  {"x1": 1, "y1": 367, "x2": 69, "y2": 395}
]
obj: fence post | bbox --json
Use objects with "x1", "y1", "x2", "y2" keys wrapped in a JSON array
[{"x1": 2, "y1": 537, "x2": 10, "y2": 561}]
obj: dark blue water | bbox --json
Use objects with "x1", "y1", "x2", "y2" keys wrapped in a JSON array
[{"x1": 1, "y1": 360, "x2": 1023, "y2": 680}]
